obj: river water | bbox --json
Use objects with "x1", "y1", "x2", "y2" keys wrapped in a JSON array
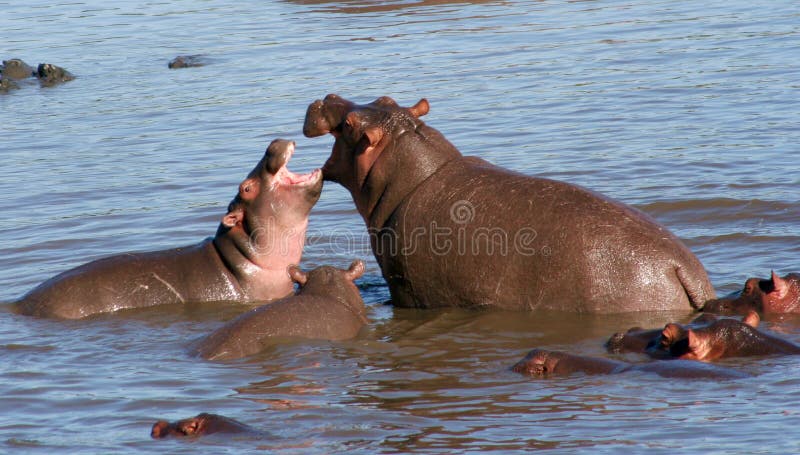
[{"x1": 1, "y1": 0, "x2": 799, "y2": 453}]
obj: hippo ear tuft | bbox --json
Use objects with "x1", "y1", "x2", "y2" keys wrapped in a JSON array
[
  {"x1": 288, "y1": 265, "x2": 307, "y2": 286},
  {"x1": 345, "y1": 259, "x2": 366, "y2": 281},
  {"x1": 660, "y1": 323, "x2": 681, "y2": 344},
  {"x1": 686, "y1": 330, "x2": 701, "y2": 354},
  {"x1": 409, "y1": 98, "x2": 429, "y2": 118},
  {"x1": 743, "y1": 311, "x2": 760, "y2": 328},
  {"x1": 771, "y1": 271, "x2": 789, "y2": 299}
]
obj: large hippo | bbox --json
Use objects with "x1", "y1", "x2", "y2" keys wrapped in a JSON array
[
  {"x1": 303, "y1": 94, "x2": 715, "y2": 312},
  {"x1": 512, "y1": 349, "x2": 748, "y2": 379},
  {"x1": 703, "y1": 271, "x2": 800, "y2": 315},
  {"x1": 151, "y1": 413, "x2": 257, "y2": 438},
  {"x1": 194, "y1": 260, "x2": 367, "y2": 360},
  {"x1": 662, "y1": 311, "x2": 800, "y2": 361},
  {"x1": 14, "y1": 139, "x2": 322, "y2": 319}
]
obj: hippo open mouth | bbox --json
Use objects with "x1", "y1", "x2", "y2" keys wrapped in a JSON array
[{"x1": 270, "y1": 141, "x2": 322, "y2": 188}]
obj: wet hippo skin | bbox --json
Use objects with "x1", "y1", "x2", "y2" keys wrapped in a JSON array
[
  {"x1": 513, "y1": 349, "x2": 749, "y2": 379},
  {"x1": 662, "y1": 311, "x2": 800, "y2": 361},
  {"x1": 303, "y1": 94, "x2": 716, "y2": 312},
  {"x1": 151, "y1": 413, "x2": 256, "y2": 438},
  {"x1": 605, "y1": 313, "x2": 719, "y2": 358},
  {"x1": 15, "y1": 140, "x2": 322, "y2": 319},
  {"x1": 703, "y1": 271, "x2": 800, "y2": 315},
  {"x1": 193, "y1": 260, "x2": 367, "y2": 360}
]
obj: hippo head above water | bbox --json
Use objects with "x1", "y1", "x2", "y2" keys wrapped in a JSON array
[
  {"x1": 288, "y1": 259, "x2": 366, "y2": 297},
  {"x1": 303, "y1": 94, "x2": 458, "y2": 225},
  {"x1": 213, "y1": 139, "x2": 323, "y2": 300},
  {"x1": 703, "y1": 271, "x2": 800, "y2": 315},
  {"x1": 151, "y1": 413, "x2": 254, "y2": 438}
]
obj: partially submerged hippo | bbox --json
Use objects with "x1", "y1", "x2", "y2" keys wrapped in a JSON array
[
  {"x1": 151, "y1": 413, "x2": 256, "y2": 438},
  {"x1": 662, "y1": 311, "x2": 800, "y2": 361},
  {"x1": 303, "y1": 94, "x2": 715, "y2": 312},
  {"x1": 605, "y1": 313, "x2": 718, "y2": 358},
  {"x1": 703, "y1": 271, "x2": 800, "y2": 315},
  {"x1": 168, "y1": 55, "x2": 206, "y2": 69},
  {"x1": 14, "y1": 139, "x2": 322, "y2": 319},
  {"x1": 512, "y1": 349, "x2": 748, "y2": 379},
  {"x1": 194, "y1": 260, "x2": 367, "y2": 360},
  {"x1": 0, "y1": 58, "x2": 74, "y2": 91}
]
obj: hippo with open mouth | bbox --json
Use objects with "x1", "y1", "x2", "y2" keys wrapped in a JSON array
[
  {"x1": 14, "y1": 139, "x2": 322, "y2": 319},
  {"x1": 303, "y1": 94, "x2": 715, "y2": 312}
]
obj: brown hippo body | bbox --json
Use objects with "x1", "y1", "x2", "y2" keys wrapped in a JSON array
[
  {"x1": 513, "y1": 349, "x2": 748, "y2": 379},
  {"x1": 303, "y1": 94, "x2": 715, "y2": 312},
  {"x1": 703, "y1": 271, "x2": 800, "y2": 315},
  {"x1": 194, "y1": 260, "x2": 367, "y2": 360},
  {"x1": 15, "y1": 140, "x2": 322, "y2": 319},
  {"x1": 664, "y1": 311, "x2": 800, "y2": 361},
  {"x1": 151, "y1": 413, "x2": 257, "y2": 438}
]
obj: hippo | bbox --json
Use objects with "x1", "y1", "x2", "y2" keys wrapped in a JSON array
[
  {"x1": 662, "y1": 311, "x2": 800, "y2": 361},
  {"x1": 605, "y1": 313, "x2": 718, "y2": 358},
  {"x1": 0, "y1": 59, "x2": 73, "y2": 88},
  {"x1": 14, "y1": 139, "x2": 322, "y2": 319},
  {"x1": 151, "y1": 413, "x2": 256, "y2": 438},
  {"x1": 168, "y1": 55, "x2": 206, "y2": 69},
  {"x1": 512, "y1": 349, "x2": 748, "y2": 379},
  {"x1": 703, "y1": 271, "x2": 800, "y2": 315},
  {"x1": 194, "y1": 260, "x2": 368, "y2": 360},
  {"x1": 1, "y1": 59, "x2": 35, "y2": 79},
  {"x1": 302, "y1": 94, "x2": 716, "y2": 312}
]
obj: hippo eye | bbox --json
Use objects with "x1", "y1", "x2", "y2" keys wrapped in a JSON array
[{"x1": 244, "y1": 185, "x2": 252, "y2": 193}]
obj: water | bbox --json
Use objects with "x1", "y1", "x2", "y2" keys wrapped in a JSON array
[{"x1": 1, "y1": 0, "x2": 799, "y2": 452}]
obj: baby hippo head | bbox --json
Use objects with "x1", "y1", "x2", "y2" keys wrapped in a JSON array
[
  {"x1": 219, "y1": 139, "x2": 323, "y2": 239},
  {"x1": 288, "y1": 259, "x2": 365, "y2": 296}
]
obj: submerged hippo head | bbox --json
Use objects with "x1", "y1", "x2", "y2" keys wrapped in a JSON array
[
  {"x1": 303, "y1": 94, "x2": 459, "y2": 224},
  {"x1": 703, "y1": 272, "x2": 800, "y2": 315},
  {"x1": 662, "y1": 311, "x2": 764, "y2": 361},
  {"x1": 214, "y1": 139, "x2": 323, "y2": 300},
  {"x1": 512, "y1": 349, "x2": 623, "y2": 376},
  {"x1": 605, "y1": 313, "x2": 718, "y2": 358},
  {"x1": 151, "y1": 413, "x2": 252, "y2": 438}
]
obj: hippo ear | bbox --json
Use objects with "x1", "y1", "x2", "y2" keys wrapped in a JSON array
[
  {"x1": 222, "y1": 208, "x2": 243, "y2": 228},
  {"x1": 408, "y1": 98, "x2": 430, "y2": 118},
  {"x1": 660, "y1": 323, "x2": 682, "y2": 345},
  {"x1": 179, "y1": 418, "x2": 200, "y2": 436},
  {"x1": 771, "y1": 271, "x2": 789, "y2": 299},
  {"x1": 345, "y1": 259, "x2": 366, "y2": 282},
  {"x1": 743, "y1": 311, "x2": 760, "y2": 328},
  {"x1": 686, "y1": 329, "x2": 704, "y2": 356},
  {"x1": 151, "y1": 421, "x2": 171, "y2": 439},
  {"x1": 288, "y1": 265, "x2": 307, "y2": 286}
]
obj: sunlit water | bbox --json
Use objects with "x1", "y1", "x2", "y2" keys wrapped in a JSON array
[{"x1": 1, "y1": 0, "x2": 799, "y2": 453}]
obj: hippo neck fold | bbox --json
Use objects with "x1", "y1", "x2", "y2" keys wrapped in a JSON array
[
  {"x1": 361, "y1": 127, "x2": 462, "y2": 230},
  {"x1": 212, "y1": 221, "x2": 307, "y2": 300}
]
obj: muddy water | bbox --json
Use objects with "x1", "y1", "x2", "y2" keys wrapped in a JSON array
[{"x1": 1, "y1": 1, "x2": 799, "y2": 453}]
